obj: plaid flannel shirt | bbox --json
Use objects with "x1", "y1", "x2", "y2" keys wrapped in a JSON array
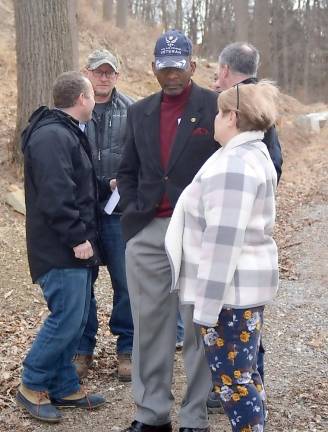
[{"x1": 165, "y1": 131, "x2": 279, "y2": 327}]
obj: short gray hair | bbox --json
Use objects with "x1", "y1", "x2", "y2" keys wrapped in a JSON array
[{"x1": 219, "y1": 42, "x2": 260, "y2": 76}]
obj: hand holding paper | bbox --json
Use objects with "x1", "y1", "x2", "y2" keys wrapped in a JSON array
[{"x1": 104, "y1": 187, "x2": 120, "y2": 215}]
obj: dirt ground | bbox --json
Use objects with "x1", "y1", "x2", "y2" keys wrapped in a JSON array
[
  {"x1": 0, "y1": 1, "x2": 328, "y2": 431},
  {"x1": 1, "y1": 113, "x2": 328, "y2": 432}
]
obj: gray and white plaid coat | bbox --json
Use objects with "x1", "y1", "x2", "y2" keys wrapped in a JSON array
[{"x1": 165, "y1": 131, "x2": 279, "y2": 327}]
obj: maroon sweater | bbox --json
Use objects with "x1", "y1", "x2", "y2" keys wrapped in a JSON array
[{"x1": 156, "y1": 83, "x2": 192, "y2": 217}]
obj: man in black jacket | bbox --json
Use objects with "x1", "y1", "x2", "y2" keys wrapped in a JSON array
[
  {"x1": 17, "y1": 72, "x2": 105, "y2": 423},
  {"x1": 213, "y1": 41, "x2": 283, "y2": 181},
  {"x1": 74, "y1": 49, "x2": 135, "y2": 382},
  {"x1": 117, "y1": 30, "x2": 216, "y2": 432},
  {"x1": 207, "y1": 41, "x2": 283, "y2": 415}
]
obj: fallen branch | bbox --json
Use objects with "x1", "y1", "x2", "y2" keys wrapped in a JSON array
[{"x1": 281, "y1": 241, "x2": 302, "y2": 249}]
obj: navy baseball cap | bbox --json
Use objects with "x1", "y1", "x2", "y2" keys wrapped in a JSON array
[{"x1": 154, "y1": 29, "x2": 192, "y2": 70}]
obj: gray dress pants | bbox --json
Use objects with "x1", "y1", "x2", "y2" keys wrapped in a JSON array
[{"x1": 125, "y1": 218, "x2": 212, "y2": 428}]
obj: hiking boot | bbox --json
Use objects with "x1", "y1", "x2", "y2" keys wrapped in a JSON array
[
  {"x1": 207, "y1": 391, "x2": 224, "y2": 414},
  {"x1": 16, "y1": 384, "x2": 61, "y2": 423},
  {"x1": 51, "y1": 388, "x2": 106, "y2": 409},
  {"x1": 117, "y1": 353, "x2": 132, "y2": 382},
  {"x1": 73, "y1": 354, "x2": 94, "y2": 379}
]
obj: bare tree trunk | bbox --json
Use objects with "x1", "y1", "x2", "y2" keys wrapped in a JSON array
[
  {"x1": 12, "y1": 0, "x2": 78, "y2": 165},
  {"x1": 202, "y1": 0, "x2": 231, "y2": 59},
  {"x1": 271, "y1": 2, "x2": 280, "y2": 83},
  {"x1": 143, "y1": 0, "x2": 155, "y2": 25},
  {"x1": 202, "y1": 0, "x2": 210, "y2": 43},
  {"x1": 103, "y1": 0, "x2": 113, "y2": 20},
  {"x1": 116, "y1": 0, "x2": 128, "y2": 27},
  {"x1": 232, "y1": 0, "x2": 249, "y2": 41},
  {"x1": 189, "y1": 0, "x2": 198, "y2": 44},
  {"x1": 161, "y1": 0, "x2": 168, "y2": 30},
  {"x1": 253, "y1": 0, "x2": 271, "y2": 78},
  {"x1": 68, "y1": 0, "x2": 79, "y2": 69},
  {"x1": 303, "y1": 0, "x2": 311, "y2": 101},
  {"x1": 176, "y1": 0, "x2": 183, "y2": 29},
  {"x1": 282, "y1": 2, "x2": 289, "y2": 90},
  {"x1": 91, "y1": 0, "x2": 98, "y2": 10}
]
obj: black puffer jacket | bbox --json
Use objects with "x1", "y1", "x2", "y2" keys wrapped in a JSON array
[
  {"x1": 22, "y1": 107, "x2": 101, "y2": 282},
  {"x1": 84, "y1": 88, "x2": 134, "y2": 209}
]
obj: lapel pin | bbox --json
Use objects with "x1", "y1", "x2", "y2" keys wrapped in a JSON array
[{"x1": 191, "y1": 117, "x2": 196, "y2": 123}]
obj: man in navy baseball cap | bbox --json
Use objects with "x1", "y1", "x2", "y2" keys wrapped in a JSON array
[
  {"x1": 151, "y1": 29, "x2": 196, "y2": 96},
  {"x1": 154, "y1": 29, "x2": 193, "y2": 70},
  {"x1": 119, "y1": 28, "x2": 216, "y2": 432}
]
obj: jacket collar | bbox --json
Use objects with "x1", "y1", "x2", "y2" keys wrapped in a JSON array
[
  {"x1": 223, "y1": 131, "x2": 264, "y2": 152},
  {"x1": 143, "y1": 82, "x2": 208, "y2": 174},
  {"x1": 194, "y1": 131, "x2": 264, "y2": 182},
  {"x1": 240, "y1": 77, "x2": 258, "y2": 85},
  {"x1": 144, "y1": 81, "x2": 204, "y2": 116},
  {"x1": 53, "y1": 108, "x2": 80, "y2": 125},
  {"x1": 110, "y1": 87, "x2": 118, "y2": 105},
  {"x1": 167, "y1": 82, "x2": 205, "y2": 173},
  {"x1": 91, "y1": 87, "x2": 118, "y2": 118}
]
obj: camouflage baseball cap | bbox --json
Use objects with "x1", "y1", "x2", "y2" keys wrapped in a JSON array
[{"x1": 86, "y1": 49, "x2": 119, "y2": 72}]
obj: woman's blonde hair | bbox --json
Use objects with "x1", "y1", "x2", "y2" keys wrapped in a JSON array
[{"x1": 218, "y1": 80, "x2": 279, "y2": 132}]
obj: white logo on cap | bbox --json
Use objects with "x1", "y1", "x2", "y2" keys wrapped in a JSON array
[{"x1": 166, "y1": 36, "x2": 178, "y2": 48}]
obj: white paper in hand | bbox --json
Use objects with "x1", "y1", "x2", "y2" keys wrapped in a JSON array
[{"x1": 104, "y1": 187, "x2": 120, "y2": 215}]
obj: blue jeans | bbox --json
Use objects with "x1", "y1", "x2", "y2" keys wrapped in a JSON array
[
  {"x1": 77, "y1": 214, "x2": 133, "y2": 355},
  {"x1": 22, "y1": 268, "x2": 92, "y2": 399}
]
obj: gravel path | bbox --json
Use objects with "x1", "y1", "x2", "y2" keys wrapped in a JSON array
[
  {"x1": 0, "y1": 125, "x2": 327, "y2": 431},
  {"x1": 2, "y1": 197, "x2": 326, "y2": 432},
  {"x1": 76, "y1": 203, "x2": 328, "y2": 432}
]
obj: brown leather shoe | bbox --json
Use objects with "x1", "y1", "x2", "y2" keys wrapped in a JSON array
[
  {"x1": 117, "y1": 353, "x2": 132, "y2": 382},
  {"x1": 73, "y1": 354, "x2": 94, "y2": 379}
]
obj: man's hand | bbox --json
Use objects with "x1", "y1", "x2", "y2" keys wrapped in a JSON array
[
  {"x1": 73, "y1": 240, "x2": 94, "y2": 259},
  {"x1": 109, "y1": 178, "x2": 117, "y2": 192}
]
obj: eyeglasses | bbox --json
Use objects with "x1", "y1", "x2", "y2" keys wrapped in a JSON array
[{"x1": 91, "y1": 69, "x2": 116, "y2": 79}]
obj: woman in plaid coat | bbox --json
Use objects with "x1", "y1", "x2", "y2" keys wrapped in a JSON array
[{"x1": 165, "y1": 81, "x2": 279, "y2": 431}]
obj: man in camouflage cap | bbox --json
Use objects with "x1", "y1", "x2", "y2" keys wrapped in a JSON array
[{"x1": 74, "y1": 49, "x2": 134, "y2": 382}]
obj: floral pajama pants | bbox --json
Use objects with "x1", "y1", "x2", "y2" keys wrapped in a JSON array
[{"x1": 201, "y1": 306, "x2": 266, "y2": 432}]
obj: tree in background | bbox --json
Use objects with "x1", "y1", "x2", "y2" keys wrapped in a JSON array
[
  {"x1": 253, "y1": 0, "x2": 271, "y2": 78},
  {"x1": 123, "y1": 0, "x2": 328, "y2": 103},
  {"x1": 12, "y1": 0, "x2": 78, "y2": 165},
  {"x1": 176, "y1": 0, "x2": 183, "y2": 28},
  {"x1": 103, "y1": 0, "x2": 114, "y2": 20},
  {"x1": 116, "y1": 0, "x2": 128, "y2": 27},
  {"x1": 232, "y1": 0, "x2": 249, "y2": 41},
  {"x1": 9, "y1": 0, "x2": 328, "y2": 167}
]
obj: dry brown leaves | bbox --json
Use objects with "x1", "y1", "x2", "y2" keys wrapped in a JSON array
[
  {"x1": 0, "y1": 308, "x2": 118, "y2": 412},
  {"x1": 0, "y1": 313, "x2": 41, "y2": 409}
]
